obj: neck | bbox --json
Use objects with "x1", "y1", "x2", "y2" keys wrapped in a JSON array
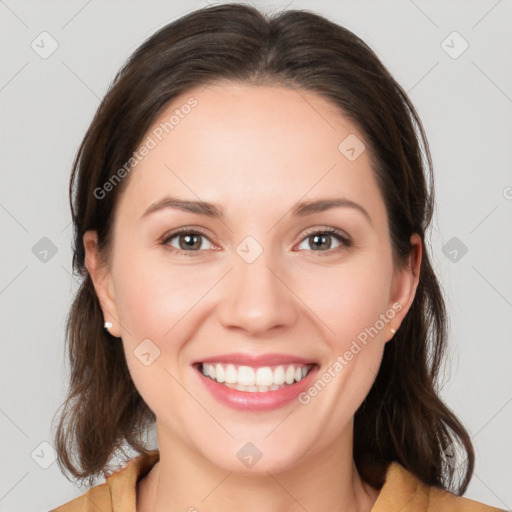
[{"x1": 137, "y1": 426, "x2": 379, "y2": 512}]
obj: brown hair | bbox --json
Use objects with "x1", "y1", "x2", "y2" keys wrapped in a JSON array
[{"x1": 52, "y1": 2, "x2": 474, "y2": 493}]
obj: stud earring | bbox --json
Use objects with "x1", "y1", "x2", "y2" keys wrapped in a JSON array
[
  {"x1": 104, "y1": 321, "x2": 113, "y2": 331},
  {"x1": 390, "y1": 328, "x2": 396, "y2": 334}
]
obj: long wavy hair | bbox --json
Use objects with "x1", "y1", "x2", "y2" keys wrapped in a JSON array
[{"x1": 52, "y1": 2, "x2": 474, "y2": 493}]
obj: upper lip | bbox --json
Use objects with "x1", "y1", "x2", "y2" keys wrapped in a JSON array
[{"x1": 194, "y1": 353, "x2": 318, "y2": 367}]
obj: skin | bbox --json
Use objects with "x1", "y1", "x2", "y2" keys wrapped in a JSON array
[{"x1": 84, "y1": 81, "x2": 421, "y2": 512}]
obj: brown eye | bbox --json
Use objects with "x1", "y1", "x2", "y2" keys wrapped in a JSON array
[
  {"x1": 162, "y1": 229, "x2": 214, "y2": 255},
  {"x1": 308, "y1": 233, "x2": 334, "y2": 251},
  {"x1": 176, "y1": 233, "x2": 203, "y2": 250},
  {"x1": 296, "y1": 228, "x2": 351, "y2": 254}
]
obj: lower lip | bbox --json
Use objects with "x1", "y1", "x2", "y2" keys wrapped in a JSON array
[{"x1": 195, "y1": 364, "x2": 319, "y2": 412}]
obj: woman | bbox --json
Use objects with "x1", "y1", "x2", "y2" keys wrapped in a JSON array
[{"x1": 50, "y1": 3, "x2": 504, "y2": 511}]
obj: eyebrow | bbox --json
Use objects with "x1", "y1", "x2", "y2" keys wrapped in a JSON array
[{"x1": 141, "y1": 196, "x2": 372, "y2": 225}]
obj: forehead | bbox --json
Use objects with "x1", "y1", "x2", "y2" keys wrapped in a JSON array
[{"x1": 116, "y1": 81, "x2": 387, "y2": 230}]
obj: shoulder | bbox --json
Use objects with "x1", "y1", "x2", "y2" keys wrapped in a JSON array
[
  {"x1": 372, "y1": 461, "x2": 506, "y2": 512},
  {"x1": 49, "y1": 480, "x2": 111, "y2": 512},
  {"x1": 50, "y1": 450, "x2": 160, "y2": 512}
]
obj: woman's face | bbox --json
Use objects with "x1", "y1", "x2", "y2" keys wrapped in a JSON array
[{"x1": 85, "y1": 81, "x2": 420, "y2": 474}]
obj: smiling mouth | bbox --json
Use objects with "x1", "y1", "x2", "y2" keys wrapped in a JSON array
[{"x1": 195, "y1": 362, "x2": 316, "y2": 393}]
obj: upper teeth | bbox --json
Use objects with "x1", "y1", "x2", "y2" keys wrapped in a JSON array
[{"x1": 201, "y1": 363, "x2": 311, "y2": 387}]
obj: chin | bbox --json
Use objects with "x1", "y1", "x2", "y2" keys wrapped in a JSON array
[{"x1": 199, "y1": 436, "x2": 308, "y2": 476}]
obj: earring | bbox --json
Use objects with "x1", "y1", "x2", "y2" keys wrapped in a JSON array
[
  {"x1": 104, "y1": 321, "x2": 113, "y2": 331},
  {"x1": 390, "y1": 328, "x2": 396, "y2": 334}
]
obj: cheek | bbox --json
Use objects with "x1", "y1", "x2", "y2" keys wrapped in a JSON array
[
  {"x1": 296, "y1": 257, "x2": 393, "y2": 344},
  {"x1": 112, "y1": 254, "x2": 217, "y2": 342},
  {"x1": 294, "y1": 254, "x2": 394, "y2": 412},
  {"x1": 295, "y1": 266, "x2": 392, "y2": 419},
  {"x1": 111, "y1": 254, "x2": 212, "y2": 426}
]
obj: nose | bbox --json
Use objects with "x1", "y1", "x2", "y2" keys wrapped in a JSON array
[{"x1": 216, "y1": 249, "x2": 299, "y2": 336}]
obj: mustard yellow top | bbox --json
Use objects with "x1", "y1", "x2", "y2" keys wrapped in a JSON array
[{"x1": 50, "y1": 450, "x2": 505, "y2": 511}]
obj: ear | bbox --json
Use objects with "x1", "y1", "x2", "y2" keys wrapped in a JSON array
[
  {"x1": 83, "y1": 230, "x2": 121, "y2": 337},
  {"x1": 385, "y1": 233, "x2": 422, "y2": 342}
]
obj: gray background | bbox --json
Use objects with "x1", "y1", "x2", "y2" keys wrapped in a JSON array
[{"x1": 1, "y1": 0, "x2": 511, "y2": 510}]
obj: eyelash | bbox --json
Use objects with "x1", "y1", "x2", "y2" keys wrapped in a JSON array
[{"x1": 161, "y1": 227, "x2": 352, "y2": 258}]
